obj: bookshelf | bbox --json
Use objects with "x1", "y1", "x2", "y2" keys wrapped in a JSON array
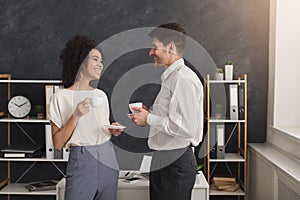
[
  {"x1": 0, "y1": 74, "x2": 65, "y2": 198},
  {"x1": 0, "y1": 183, "x2": 56, "y2": 195},
  {"x1": 204, "y1": 74, "x2": 247, "y2": 199}
]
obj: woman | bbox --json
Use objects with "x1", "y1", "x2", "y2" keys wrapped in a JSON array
[{"x1": 49, "y1": 35, "x2": 123, "y2": 200}]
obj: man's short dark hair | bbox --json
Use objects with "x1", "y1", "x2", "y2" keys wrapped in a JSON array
[{"x1": 149, "y1": 22, "x2": 187, "y2": 55}]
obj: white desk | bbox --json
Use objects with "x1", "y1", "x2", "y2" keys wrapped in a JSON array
[{"x1": 56, "y1": 171, "x2": 209, "y2": 200}]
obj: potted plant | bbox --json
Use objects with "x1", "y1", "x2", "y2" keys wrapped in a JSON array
[
  {"x1": 225, "y1": 60, "x2": 233, "y2": 65},
  {"x1": 225, "y1": 60, "x2": 234, "y2": 80},
  {"x1": 215, "y1": 104, "x2": 223, "y2": 119},
  {"x1": 215, "y1": 68, "x2": 224, "y2": 80},
  {"x1": 196, "y1": 164, "x2": 203, "y2": 173},
  {"x1": 35, "y1": 104, "x2": 44, "y2": 119}
]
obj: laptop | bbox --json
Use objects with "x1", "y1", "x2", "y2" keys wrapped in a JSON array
[{"x1": 0, "y1": 144, "x2": 43, "y2": 158}]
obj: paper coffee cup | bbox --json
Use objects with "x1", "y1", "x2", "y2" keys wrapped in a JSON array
[
  {"x1": 90, "y1": 97, "x2": 104, "y2": 108},
  {"x1": 129, "y1": 102, "x2": 142, "y2": 113}
]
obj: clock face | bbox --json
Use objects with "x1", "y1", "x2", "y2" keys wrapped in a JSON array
[{"x1": 8, "y1": 95, "x2": 31, "y2": 118}]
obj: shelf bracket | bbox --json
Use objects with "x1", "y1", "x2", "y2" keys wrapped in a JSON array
[
  {"x1": 210, "y1": 163, "x2": 218, "y2": 177},
  {"x1": 51, "y1": 161, "x2": 66, "y2": 178},
  {"x1": 15, "y1": 162, "x2": 37, "y2": 183},
  {"x1": 12, "y1": 161, "x2": 65, "y2": 183},
  {"x1": 210, "y1": 162, "x2": 234, "y2": 178},
  {"x1": 225, "y1": 123, "x2": 238, "y2": 148},
  {"x1": 14, "y1": 122, "x2": 37, "y2": 144},
  {"x1": 225, "y1": 162, "x2": 233, "y2": 175},
  {"x1": 0, "y1": 178, "x2": 9, "y2": 188}
]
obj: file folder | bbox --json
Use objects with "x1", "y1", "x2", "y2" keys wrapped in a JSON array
[
  {"x1": 63, "y1": 147, "x2": 70, "y2": 161},
  {"x1": 210, "y1": 124, "x2": 217, "y2": 159},
  {"x1": 216, "y1": 124, "x2": 225, "y2": 159},
  {"x1": 45, "y1": 124, "x2": 54, "y2": 159},
  {"x1": 45, "y1": 124, "x2": 62, "y2": 159},
  {"x1": 238, "y1": 87, "x2": 245, "y2": 120},
  {"x1": 229, "y1": 85, "x2": 238, "y2": 120}
]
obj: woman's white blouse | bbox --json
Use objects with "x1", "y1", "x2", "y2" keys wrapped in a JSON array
[{"x1": 49, "y1": 89, "x2": 111, "y2": 148}]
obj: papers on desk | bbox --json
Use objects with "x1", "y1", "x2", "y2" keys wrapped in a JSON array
[
  {"x1": 118, "y1": 155, "x2": 152, "y2": 184},
  {"x1": 123, "y1": 177, "x2": 141, "y2": 183},
  {"x1": 119, "y1": 172, "x2": 144, "y2": 184},
  {"x1": 119, "y1": 171, "x2": 137, "y2": 179},
  {"x1": 139, "y1": 155, "x2": 152, "y2": 173}
]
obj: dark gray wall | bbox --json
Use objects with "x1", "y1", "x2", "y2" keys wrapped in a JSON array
[
  {"x1": 0, "y1": 0, "x2": 269, "y2": 141},
  {"x1": 0, "y1": 0, "x2": 269, "y2": 199}
]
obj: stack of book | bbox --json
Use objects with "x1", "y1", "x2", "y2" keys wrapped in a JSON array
[
  {"x1": 211, "y1": 175, "x2": 239, "y2": 192},
  {"x1": 0, "y1": 144, "x2": 43, "y2": 158},
  {"x1": 25, "y1": 180, "x2": 59, "y2": 191},
  {"x1": 0, "y1": 111, "x2": 5, "y2": 118},
  {"x1": 45, "y1": 85, "x2": 63, "y2": 120}
]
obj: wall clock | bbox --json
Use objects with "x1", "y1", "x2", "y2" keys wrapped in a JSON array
[{"x1": 7, "y1": 95, "x2": 31, "y2": 118}]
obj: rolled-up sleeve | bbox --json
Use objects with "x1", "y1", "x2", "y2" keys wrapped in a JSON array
[{"x1": 48, "y1": 94, "x2": 63, "y2": 129}]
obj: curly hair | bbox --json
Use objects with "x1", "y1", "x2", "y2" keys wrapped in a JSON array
[
  {"x1": 60, "y1": 35, "x2": 97, "y2": 88},
  {"x1": 149, "y1": 22, "x2": 187, "y2": 55}
]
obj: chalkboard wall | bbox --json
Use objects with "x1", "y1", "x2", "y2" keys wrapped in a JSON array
[{"x1": 0, "y1": 0, "x2": 269, "y2": 199}]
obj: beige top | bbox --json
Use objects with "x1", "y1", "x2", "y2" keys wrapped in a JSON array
[
  {"x1": 48, "y1": 89, "x2": 111, "y2": 148},
  {"x1": 147, "y1": 58, "x2": 204, "y2": 150}
]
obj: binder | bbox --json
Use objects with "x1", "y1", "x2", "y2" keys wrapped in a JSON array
[
  {"x1": 45, "y1": 124, "x2": 54, "y2": 159},
  {"x1": 238, "y1": 87, "x2": 245, "y2": 120},
  {"x1": 54, "y1": 148, "x2": 63, "y2": 159},
  {"x1": 63, "y1": 147, "x2": 70, "y2": 161},
  {"x1": 229, "y1": 85, "x2": 238, "y2": 120},
  {"x1": 45, "y1": 85, "x2": 54, "y2": 120},
  {"x1": 210, "y1": 124, "x2": 217, "y2": 159},
  {"x1": 216, "y1": 124, "x2": 225, "y2": 159},
  {"x1": 54, "y1": 85, "x2": 63, "y2": 93},
  {"x1": 45, "y1": 124, "x2": 63, "y2": 159}
]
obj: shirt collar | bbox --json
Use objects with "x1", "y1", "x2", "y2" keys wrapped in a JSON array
[{"x1": 161, "y1": 58, "x2": 184, "y2": 81}]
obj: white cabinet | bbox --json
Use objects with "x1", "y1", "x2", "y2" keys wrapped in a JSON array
[{"x1": 56, "y1": 171, "x2": 209, "y2": 200}]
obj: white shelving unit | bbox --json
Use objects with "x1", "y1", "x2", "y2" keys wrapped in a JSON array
[
  {"x1": 204, "y1": 74, "x2": 247, "y2": 200},
  {"x1": 0, "y1": 157, "x2": 67, "y2": 162},
  {"x1": 0, "y1": 80, "x2": 61, "y2": 84},
  {"x1": 210, "y1": 119, "x2": 246, "y2": 123},
  {"x1": 0, "y1": 118, "x2": 50, "y2": 123},
  {"x1": 0, "y1": 74, "x2": 64, "y2": 198},
  {"x1": 0, "y1": 183, "x2": 56, "y2": 195},
  {"x1": 209, "y1": 187, "x2": 245, "y2": 196},
  {"x1": 209, "y1": 153, "x2": 245, "y2": 162}
]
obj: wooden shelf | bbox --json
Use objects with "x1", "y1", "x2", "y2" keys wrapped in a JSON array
[
  {"x1": 0, "y1": 118, "x2": 50, "y2": 123},
  {"x1": 0, "y1": 80, "x2": 61, "y2": 84},
  {"x1": 0, "y1": 183, "x2": 56, "y2": 195},
  {"x1": 208, "y1": 80, "x2": 246, "y2": 84},
  {"x1": 209, "y1": 185, "x2": 245, "y2": 196},
  {"x1": 0, "y1": 156, "x2": 67, "y2": 162},
  {"x1": 205, "y1": 74, "x2": 248, "y2": 199},
  {"x1": 209, "y1": 153, "x2": 245, "y2": 162},
  {"x1": 209, "y1": 119, "x2": 245, "y2": 123},
  {"x1": 0, "y1": 75, "x2": 64, "y2": 197}
]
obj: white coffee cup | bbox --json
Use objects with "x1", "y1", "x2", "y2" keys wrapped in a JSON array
[
  {"x1": 129, "y1": 102, "x2": 143, "y2": 113},
  {"x1": 90, "y1": 97, "x2": 104, "y2": 108}
]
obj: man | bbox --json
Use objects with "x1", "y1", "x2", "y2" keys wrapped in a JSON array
[{"x1": 130, "y1": 22, "x2": 203, "y2": 200}]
